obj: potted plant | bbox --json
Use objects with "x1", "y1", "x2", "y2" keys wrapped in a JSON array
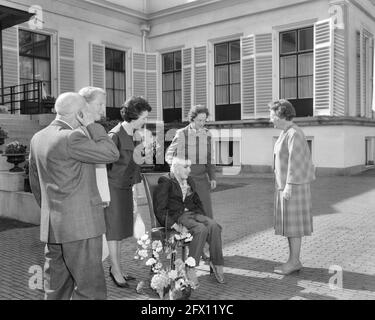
[
  {"x1": 0, "y1": 127, "x2": 8, "y2": 148},
  {"x1": 2, "y1": 141, "x2": 28, "y2": 172}
]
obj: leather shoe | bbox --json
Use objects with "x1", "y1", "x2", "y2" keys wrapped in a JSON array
[
  {"x1": 209, "y1": 262, "x2": 225, "y2": 284},
  {"x1": 109, "y1": 267, "x2": 129, "y2": 288},
  {"x1": 274, "y1": 262, "x2": 302, "y2": 275},
  {"x1": 122, "y1": 273, "x2": 136, "y2": 281}
]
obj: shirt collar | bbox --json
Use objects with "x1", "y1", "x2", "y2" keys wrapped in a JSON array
[{"x1": 55, "y1": 119, "x2": 74, "y2": 130}]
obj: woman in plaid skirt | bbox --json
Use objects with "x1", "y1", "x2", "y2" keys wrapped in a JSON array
[{"x1": 269, "y1": 99, "x2": 315, "y2": 275}]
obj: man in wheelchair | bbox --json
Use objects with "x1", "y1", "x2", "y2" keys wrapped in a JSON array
[{"x1": 153, "y1": 157, "x2": 225, "y2": 285}]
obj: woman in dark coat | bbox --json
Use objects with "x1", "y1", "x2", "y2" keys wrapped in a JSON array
[{"x1": 105, "y1": 96, "x2": 151, "y2": 287}]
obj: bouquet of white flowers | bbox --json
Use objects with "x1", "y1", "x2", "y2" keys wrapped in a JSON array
[{"x1": 134, "y1": 227, "x2": 196, "y2": 300}]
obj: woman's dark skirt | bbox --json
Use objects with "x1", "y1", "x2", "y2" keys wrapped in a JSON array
[{"x1": 104, "y1": 184, "x2": 133, "y2": 241}]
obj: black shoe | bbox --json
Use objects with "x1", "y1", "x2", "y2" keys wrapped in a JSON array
[
  {"x1": 122, "y1": 273, "x2": 136, "y2": 281},
  {"x1": 109, "y1": 267, "x2": 129, "y2": 288}
]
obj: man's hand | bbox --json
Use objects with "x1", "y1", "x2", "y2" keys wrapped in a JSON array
[
  {"x1": 282, "y1": 184, "x2": 292, "y2": 200},
  {"x1": 210, "y1": 180, "x2": 217, "y2": 190},
  {"x1": 76, "y1": 108, "x2": 96, "y2": 127}
]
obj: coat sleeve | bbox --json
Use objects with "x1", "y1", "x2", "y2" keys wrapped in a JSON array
[
  {"x1": 286, "y1": 130, "x2": 307, "y2": 184},
  {"x1": 153, "y1": 177, "x2": 171, "y2": 228},
  {"x1": 28, "y1": 150, "x2": 41, "y2": 208},
  {"x1": 67, "y1": 123, "x2": 120, "y2": 164},
  {"x1": 206, "y1": 132, "x2": 216, "y2": 181},
  {"x1": 189, "y1": 178, "x2": 206, "y2": 215},
  {"x1": 165, "y1": 130, "x2": 183, "y2": 165}
]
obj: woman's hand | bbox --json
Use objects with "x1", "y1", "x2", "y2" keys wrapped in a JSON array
[
  {"x1": 210, "y1": 180, "x2": 217, "y2": 190},
  {"x1": 282, "y1": 184, "x2": 292, "y2": 200}
]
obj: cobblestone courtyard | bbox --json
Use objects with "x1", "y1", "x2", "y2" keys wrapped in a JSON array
[{"x1": 1, "y1": 171, "x2": 375, "y2": 300}]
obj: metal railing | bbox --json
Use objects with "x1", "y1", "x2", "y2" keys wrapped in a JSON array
[{"x1": 0, "y1": 81, "x2": 54, "y2": 114}]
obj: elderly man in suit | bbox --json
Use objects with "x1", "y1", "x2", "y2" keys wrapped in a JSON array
[
  {"x1": 153, "y1": 157, "x2": 225, "y2": 285},
  {"x1": 29, "y1": 92, "x2": 119, "y2": 300}
]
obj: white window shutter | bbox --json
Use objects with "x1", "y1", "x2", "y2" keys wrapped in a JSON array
[
  {"x1": 332, "y1": 23, "x2": 346, "y2": 116},
  {"x1": 241, "y1": 35, "x2": 255, "y2": 119},
  {"x1": 360, "y1": 29, "x2": 374, "y2": 118},
  {"x1": 356, "y1": 31, "x2": 361, "y2": 116},
  {"x1": 146, "y1": 53, "x2": 159, "y2": 121},
  {"x1": 313, "y1": 19, "x2": 333, "y2": 115},
  {"x1": 254, "y1": 33, "x2": 272, "y2": 118},
  {"x1": 132, "y1": 52, "x2": 159, "y2": 121},
  {"x1": 2, "y1": 26, "x2": 19, "y2": 88},
  {"x1": 194, "y1": 46, "x2": 207, "y2": 107},
  {"x1": 182, "y1": 48, "x2": 192, "y2": 121},
  {"x1": 132, "y1": 52, "x2": 146, "y2": 97},
  {"x1": 59, "y1": 37, "x2": 75, "y2": 93},
  {"x1": 90, "y1": 43, "x2": 105, "y2": 89}
]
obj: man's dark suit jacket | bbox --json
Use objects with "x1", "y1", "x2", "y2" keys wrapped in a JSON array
[{"x1": 153, "y1": 173, "x2": 206, "y2": 229}]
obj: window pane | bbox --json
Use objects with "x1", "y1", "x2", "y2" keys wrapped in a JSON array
[
  {"x1": 299, "y1": 27, "x2": 313, "y2": 51},
  {"x1": 106, "y1": 70, "x2": 113, "y2": 88},
  {"x1": 114, "y1": 71, "x2": 125, "y2": 90},
  {"x1": 34, "y1": 58, "x2": 50, "y2": 82},
  {"x1": 280, "y1": 78, "x2": 297, "y2": 99},
  {"x1": 174, "y1": 51, "x2": 181, "y2": 70},
  {"x1": 114, "y1": 89, "x2": 125, "y2": 108},
  {"x1": 230, "y1": 41, "x2": 240, "y2": 62},
  {"x1": 280, "y1": 56, "x2": 296, "y2": 77},
  {"x1": 163, "y1": 73, "x2": 173, "y2": 90},
  {"x1": 34, "y1": 33, "x2": 50, "y2": 58},
  {"x1": 175, "y1": 90, "x2": 182, "y2": 107},
  {"x1": 230, "y1": 63, "x2": 240, "y2": 83},
  {"x1": 298, "y1": 76, "x2": 313, "y2": 98},
  {"x1": 163, "y1": 92, "x2": 174, "y2": 109},
  {"x1": 174, "y1": 71, "x2": 181, "y2": 90},
  {"x1": 19, "y1": 31, "x2": 33, "y2": 55},
  {"x1": 19, "y1": 56, "x2": 33, "y2": 79},
  {"x1": 163, "y1": 53, "x2": 174, "y2": 72},
  {"x1": 215, "y1": 65, "x2": 228, "y2": 85},
  {"x1": 106, "y1": 89, "x2": 114, "y2": 108},
  {"x1": 230, "y1": 84, "x2": 240, "y2": 103},
  {"x1": 105, "y1": 48, "x2": 113, "y2": 69},
  {"x1": 215, "y1": 85, "x2": 229, "y2": 104},
  {"x1": 215, "y1": 43, "x2": 228, "y2": 64},
  {"x1": 113, "y1": 50, "x2": 125, "y2": 71},
  {"x1": 298, "y1": 53, "x2": 313, "y2": 76},
  {"x1": 280, "y1": 31, "x2": 297, "y2": 54}
]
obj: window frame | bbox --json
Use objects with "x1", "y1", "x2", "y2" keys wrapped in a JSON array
[
  {"x1": 19, "y1": 29, "x2": 51, "y2": 95},
  {"x1": 105, "y1": 47, "x2": 126, "y2": 109},
  {"x1": 161, "y1": 50, "x2": 182, "y2": 123},
  {"x1": 214, "y1": 39, "x2": 241, "y2": 121}
]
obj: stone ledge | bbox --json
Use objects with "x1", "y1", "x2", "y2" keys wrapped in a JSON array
[
  {"x1": 0, "y1": 171, "x2": 25, "y2": 191},
  {"x1": 0, "y1": 191, "x2": 40, "y2": 225}
]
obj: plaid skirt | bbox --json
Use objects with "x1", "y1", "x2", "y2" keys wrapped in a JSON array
[{"x1": 274, "y1": 183, "x2": 313, "y2": 237}]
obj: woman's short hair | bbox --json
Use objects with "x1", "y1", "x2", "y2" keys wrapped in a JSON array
[
  {"x1": 188, "y1": 105, "x2": 209, "y2": 122},
  {"x1": 268, "y1": 99, "x2": 296, "y2": 121},
  {"x1": 120, "y1": 96, "x2": 152, "y2": 122}
]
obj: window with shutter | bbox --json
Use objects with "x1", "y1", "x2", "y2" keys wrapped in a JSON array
[
  {"x1": 90, "y1": 43, "x2": 105, "y2": 90},
  {"x1": 59, "y1": 37, "x2": 75, "y2": 93}
]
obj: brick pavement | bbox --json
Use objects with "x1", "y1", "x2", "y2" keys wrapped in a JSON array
[{"x1": 1, "y1": 171, "x2": 375, "y2": 300}]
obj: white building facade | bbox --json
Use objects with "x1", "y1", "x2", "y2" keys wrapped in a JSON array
[{"x1": 1, "y1": 0, "x2": 375, "y2": 175}]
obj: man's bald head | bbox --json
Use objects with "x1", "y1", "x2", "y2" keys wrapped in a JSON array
[{"x1": 55, "y1": 92, "x2": 87, "y2": 117}]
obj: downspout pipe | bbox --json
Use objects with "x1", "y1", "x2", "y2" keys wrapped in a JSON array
[{"x1": 140, "y1": 24, "x2": 151, "y2": 52}]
